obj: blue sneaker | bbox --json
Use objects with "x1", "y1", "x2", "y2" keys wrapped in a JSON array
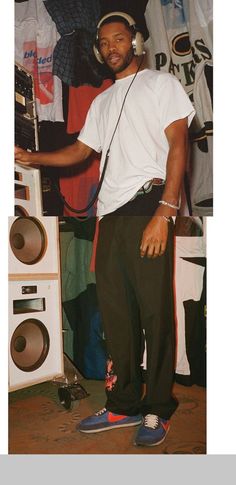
[
  {"x1": 77, "y1": 408, "x2": 142, "y2": 433},
  {"x1": 134, "y1": 414, "x2": 170, "y2": 446}
]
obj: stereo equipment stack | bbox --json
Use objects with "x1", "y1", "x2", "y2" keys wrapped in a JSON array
[
  {"x1": 15, "y1": 63, "x2": 43, "y2": 217},
  {"x1": 15, "y1": 62, "x2": 38, "y2": 152}
]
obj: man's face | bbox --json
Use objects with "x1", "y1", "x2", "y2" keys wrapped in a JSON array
[{"x1": 98, "y1": 21, "x2": 134, "y2": 74}]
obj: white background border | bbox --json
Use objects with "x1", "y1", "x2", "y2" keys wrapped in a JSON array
[{"x1": 1, "y1": 0, "x2": 236, "y2": 462}]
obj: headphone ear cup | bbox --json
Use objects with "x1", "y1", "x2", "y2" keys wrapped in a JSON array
[
  {"x1": 93, "y1": 44, "x2": 104, "y2": 64},
  {"x1": 132, "y1": 31, "x2": 145, "y2": 56}
]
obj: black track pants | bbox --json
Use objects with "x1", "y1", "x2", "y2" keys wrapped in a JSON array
[{"x1": 95, "y1": 189, "x2": 178, "y2": 419}]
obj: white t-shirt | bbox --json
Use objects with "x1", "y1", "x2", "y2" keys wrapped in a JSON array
[{"x1": 78, "y1": 68, "x2": 195, "y2": 217}]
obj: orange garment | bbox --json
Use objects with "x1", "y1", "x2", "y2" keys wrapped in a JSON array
[
  {"x1": 59, "y1": 153, "x2": 100, "y2": 217},
  {"x1": 67, "y1": 79, "x2": 113, "y2": 133},
  {"x1": 60, "y1": 79, "x2": 113, "y2": 217}
]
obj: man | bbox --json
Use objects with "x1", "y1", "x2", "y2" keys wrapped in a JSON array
[{"x1": 15, "y1": 12, "x2": 195, "y2": 447}]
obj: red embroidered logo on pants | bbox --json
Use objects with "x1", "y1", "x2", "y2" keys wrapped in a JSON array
[{"x1": 105, "y1": 358, "x2": 117, "y2": 391}]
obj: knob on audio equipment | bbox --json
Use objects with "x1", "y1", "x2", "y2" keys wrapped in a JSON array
[{"x1": 21, "y1": 286, "x2": 37, "y2": 295}]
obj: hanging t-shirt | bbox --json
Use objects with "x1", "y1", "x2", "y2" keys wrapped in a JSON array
[
  {"x1": 174, "y1": 216, "x2": 206, "y2": 375},
  {"x1": 59, "y1": 79, "x2": 113, "y2": 217},
  {"x1": 144, "y1": 0, "x2": 213, "y2": 212},
  {"x1": 78, "y1": 68, "x2": 195, "y2": 217},
  {"x1": 67, "y1": 79, "x2": 113, "y2": 134},
  {"x1": 15, "y1": 0, "x2": 63, "y2": 122}
]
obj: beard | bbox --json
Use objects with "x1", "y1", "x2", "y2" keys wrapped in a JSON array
[{"x1": 104, "y1": 46, "x2": 134, "y2": 74}]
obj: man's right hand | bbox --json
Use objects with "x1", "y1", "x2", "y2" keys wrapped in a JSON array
[
  {"x1": 14, "y1": 140, "x2": 94, "y2": 168},
  {"x1": 15, "y1": 146, "x2": 35, "y2": 166}
]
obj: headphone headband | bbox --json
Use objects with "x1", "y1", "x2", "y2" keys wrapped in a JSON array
[{"x1": 96, "y1": 11, "x2": 136, "y2": 30}]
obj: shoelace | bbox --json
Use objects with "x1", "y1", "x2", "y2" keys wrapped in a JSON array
[
  {"x1": 144, "y1": 414, "x2": 159, "y2": 429},
  {"x1": 95, "y1": 408, "x2": 107, "y2": 416}
]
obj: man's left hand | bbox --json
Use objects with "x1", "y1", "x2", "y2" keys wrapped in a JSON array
[{"x1": 140, "y1": 216, "x2": 169, "y2": 258}]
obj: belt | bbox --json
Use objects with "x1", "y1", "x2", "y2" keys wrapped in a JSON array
[{"x1": 131, "y1": 178, "x2": 165, "y2": 200}]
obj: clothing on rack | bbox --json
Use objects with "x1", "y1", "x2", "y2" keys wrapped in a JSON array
[
  {"x1": 44, "y1": 0, "x2": 110, "y2": 86},
  {"x1": 144, "y1": 0, "x2": 213, "y2": 214},
  {"x1": 67, "y1": 79, "x2": 113, "y2": 134},
  {"x1": 59, "y1": 78, "x2": 113, "y2": 217},
  {"x1": 174, "y1": 217, "x2": 206, "y2": 381},
  {"x1": 15, "y1": 0, "x2": 63, "y2": 122}
]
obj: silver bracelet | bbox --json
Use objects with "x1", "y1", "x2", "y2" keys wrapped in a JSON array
[
  {"x1": 159, "y1": 199, "x2": 180, "y2": 210},
  {"x1": 161, "y1": 215, "x2": 171, "y2": 222}
]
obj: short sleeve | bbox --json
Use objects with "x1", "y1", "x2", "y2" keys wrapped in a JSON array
[
  {"x1": 77, "y1": 100, "x2": 102, "y2": 153},
  {"x1": 158, "y1": 74, "x2": 195, "y2": 130}
]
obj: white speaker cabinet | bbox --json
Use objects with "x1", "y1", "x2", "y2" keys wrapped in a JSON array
[
  {"x1": 15, "y1": 163, "x2": 43, "y2": 217},
  {"x1": 8, "y1": 216, "x2": 60, "y2": 277},
  {"x1": 9, "y1": 279, "x2": 64, "y2": 391},
  {"x1": 8, "y1": 216, "x2": 64, "y2": 391}
]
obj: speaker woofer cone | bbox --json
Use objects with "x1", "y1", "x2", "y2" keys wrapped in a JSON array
[
  {"x1": 10, "y1": 318, "x2": 50, "y2": 372},
  {"x1": 14, "y1": 206, "x2": 29, "y2": 217},
  {"x1": 9, "y1": 217, "x2": 47, "y2": 264}
]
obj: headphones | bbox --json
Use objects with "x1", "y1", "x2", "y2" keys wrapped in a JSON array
[{"x1": 93, "y1": 11, "x2": 145, "y2": 64}]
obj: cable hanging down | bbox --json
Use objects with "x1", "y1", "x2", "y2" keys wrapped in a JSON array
[{"x1": 53, "y1": 55, "x2": 145, "y2": 216}]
